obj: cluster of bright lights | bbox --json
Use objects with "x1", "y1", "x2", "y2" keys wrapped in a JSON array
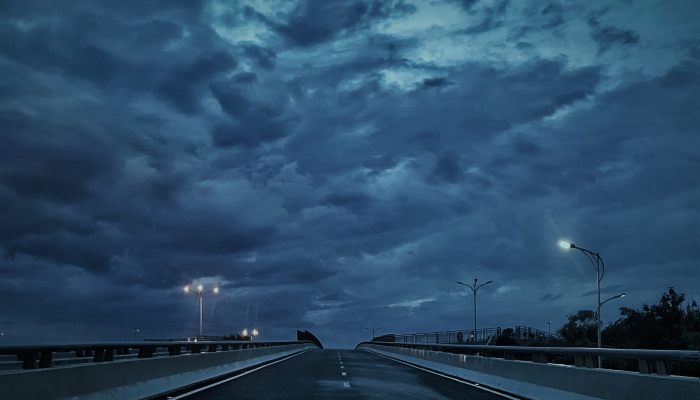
[
  {"x1": 183, "y1": 284, "x2": 220, "y2": 294},
  {"x1": 242, "y1": 328, "x2": 259, "y2": 337}
]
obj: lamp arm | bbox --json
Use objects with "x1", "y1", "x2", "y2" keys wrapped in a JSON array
[{"x1": 577, "y1": 247, "x2": 602, "y2": 279}]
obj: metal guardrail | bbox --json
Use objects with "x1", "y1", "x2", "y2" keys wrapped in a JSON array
[
  {"x1": 0, "y1": 340, "x2": 316, "y2": 370},
  {"x1": 389, "y1": 326, "x2": 565, "y2": 345},
  {"x1": 358, "y1": 341, "x2": 700, "y2": 376}
]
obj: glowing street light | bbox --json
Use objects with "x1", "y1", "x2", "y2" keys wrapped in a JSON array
[
  {"x1": 184, "y1": 284, "x2": 220, "y2": 337},
  {"x1": 457, "y1": 278, "x2": 493, "y2": 342},
  {"x1": 242, "y1": 328, "x2": 260, "y2": 340},
  {"x1": 557, "y1": 239, "x2": 606, "y2": 367},
  {"x1": 558, "y1": 240, "x2": 573, "y2": 250},
  {"x1": 597, "y1": 293, "x2": 626, "y2": 317}
]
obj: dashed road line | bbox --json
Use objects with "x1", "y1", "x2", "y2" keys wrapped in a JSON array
[{"x1": 343, "y1": 382, "x2": 351, "y2": 388}]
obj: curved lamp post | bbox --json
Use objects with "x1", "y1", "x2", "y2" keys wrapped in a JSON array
[
  {"x1": 457, "y1": 278, "x2": 493, "y2": 342},
  {"x1": 558, "y1": 240, "x2": 606, "y2": 367},
  {"x1": 184, "y1": 284, "x2": 219, "y2": 337}
]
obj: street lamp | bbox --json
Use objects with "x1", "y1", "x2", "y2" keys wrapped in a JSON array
[
  {"x1": 242, "y1": 328, "x2": 259, "y2": 340},
  {"x1": 184, "y1": 284, "x2": 220, "y2": 337},
  {"x1": 558, "y1": 240, "x2": 606, "y2": 366},
  {"x1": 365, "y1": 327, "x2": 381, "y2": 339},
  {"x1": 457, "y1": 278, "x2": 493, "y2": 342},
  {"x1": 596, "y1": 293, "x2": 626, "y2": 327}
]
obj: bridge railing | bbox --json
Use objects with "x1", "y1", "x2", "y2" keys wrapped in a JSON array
[
  {"x1": 0, "y1": 340, "x2": 318, "y2": 370},
  {"x1": 387, "y1": 326, "x2": 564, "y2": 345},
  {"x1": 358, "y1": 341, "x2": 700, "y2": 376}
]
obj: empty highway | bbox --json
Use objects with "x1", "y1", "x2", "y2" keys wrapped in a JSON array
[{"x1": 175, "y1": 349, "x2": 518, "y2": 399}]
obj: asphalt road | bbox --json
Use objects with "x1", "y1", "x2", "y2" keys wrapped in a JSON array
[{"x1": 180, "y1": 349, "x2": 512, "y2": 399}]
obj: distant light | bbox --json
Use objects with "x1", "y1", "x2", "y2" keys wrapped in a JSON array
[
  {"x1": 184, "y1": 286, "x2": 190, "y2": 293},
  {"x1": 242, "y1": 329, "x2": 248, "y2": 336},
  {"x1": 213, "y1": 287, "x2": 220, "y2": 294},
  {"x1": 558, "y1": 240, "x2": 573, "y2": 250},
  {"x1": 252, "y1": 329, "x2": 259, "y2": 336},
  {"x1": 197, "y1": 284, "x2": 203, "y2": 292}
]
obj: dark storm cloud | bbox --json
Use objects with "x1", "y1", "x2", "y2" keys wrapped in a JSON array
[
  {"x1": 588, "y1": 9, "x2": 640, "y2": 53},
  {"x1": 322, "y1": 192, "x2": 375, "y2": 214},
  {"x1": 432, "y1": 152, "x2": 464, "y2": 183},
  {"x1": 0, "y1": 111, "x2": 120, "y2": 203},
  {"x1": 156, "y1": 52, "x2": 237, "y2": 114},
  {"x1": 421, "y1": 77, "x2": 453, "y2": 89},
  {"x1": 458, "y1": 0, "x2": 509, "y2": 35},
  {"x1": 241, "y1": 44, "x2": 277, "y2": 70},
  {"x1": 246, "y1": 0, "x2": 416, "y2": 47},
  {"x1": 0, "y1": 22, "x2": 122, "y2": 84}
]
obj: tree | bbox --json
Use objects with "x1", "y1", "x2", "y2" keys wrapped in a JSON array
[
  {"x1": 495, "y1": 328, "x2": 518, "y2": 346},
  {"x1": 603, "y1": 288, "x2": 698, "y2": 350},
  {"x1": 558, "y1": 309, "x2": 597, "y2": 346}
]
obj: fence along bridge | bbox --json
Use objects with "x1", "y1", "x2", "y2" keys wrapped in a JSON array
[{"x1": 0, "y1": 331, "x2": 698, "y2": 399}]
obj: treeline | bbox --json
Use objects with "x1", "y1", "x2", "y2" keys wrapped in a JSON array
[{"x1": 558, "y1": 288, "x2": 700, "y2": 350}]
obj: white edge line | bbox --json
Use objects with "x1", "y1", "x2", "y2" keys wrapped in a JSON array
[
  {"x1": 169, "y1": 349, "x2": 311, "y2": 399},
  {"x1": 367, "y1": 350, "x2": 522, "y2": 400}
]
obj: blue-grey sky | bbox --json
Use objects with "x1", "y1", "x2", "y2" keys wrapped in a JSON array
[{"x1": 0, "y1": 0, "x2": 698, "y2": 348}]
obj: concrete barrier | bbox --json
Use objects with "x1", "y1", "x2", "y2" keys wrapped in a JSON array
[
  {"x1": 0, "y1": 343, "x2": 315, "y2": 399},
  {"x1": 360, "y1": 344, "x2": 700, "y2": 400}
]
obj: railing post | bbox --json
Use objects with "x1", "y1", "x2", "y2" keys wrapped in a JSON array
[
  {"x1": 532, "y1": 352, "x2": 547, "y2": 364},
  {"x1": 21, "y1": 351, "x2": 37, "y2": 369},
  {"x1": 639, "y1": 358, "x2": 652, "y2": 374},
  {"x1": 92, "y1": 348, "x2": 104, "y2": 362},
  {"x1": 138, "y1": 347, "x2": 154, "y2": 358},
  {"x1": 104, "y1": 348, "x2": 114, "y2": 362}
]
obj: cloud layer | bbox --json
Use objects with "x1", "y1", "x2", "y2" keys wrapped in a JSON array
[{"x1": 1, "y1": 0, "x2": 698, "y2": 347}]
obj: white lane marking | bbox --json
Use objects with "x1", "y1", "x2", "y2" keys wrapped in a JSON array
[
  {"x1": 366, "y1": 351, "x2": 522, "y2": 400},
  {"x1": 342, "y1": 372, "x2": 347, "y2": 376},
  {"x1": 340, "y1": 365, "x2": 344, "y2": 369},
  {"x1": 169, "y1": 350, "x2": 311, "y2": 399},
  {"x1": 343, "y1": 382, "x2": 351, "y2": 388}
]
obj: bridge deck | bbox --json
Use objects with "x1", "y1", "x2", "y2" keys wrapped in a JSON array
[{"x1": 176, "y1": 349, "x2": 515, "y2": 399}]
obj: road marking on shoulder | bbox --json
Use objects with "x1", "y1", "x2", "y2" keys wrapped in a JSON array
[
  {"x1": 168, "y1": 350, "x2": 311, "y2": 399},
  {"x1": 367, "y1": 351, "x2": 522, "y2": 400},
  {"x1": 342, "y1": 371, "x2": 347, "y2": 376},
  {"x1": 343, "y1": 382, "x2": 351, "y2": 388}
]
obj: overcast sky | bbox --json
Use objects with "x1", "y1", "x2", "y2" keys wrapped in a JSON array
[{"x1": 0, "y1": 0, "x2": 698, "y2": 348}]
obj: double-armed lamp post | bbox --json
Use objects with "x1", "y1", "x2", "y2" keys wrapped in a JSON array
[
  {"x1": 558, "y1": 240, "x2": 604, "y2": 354},
  {"x1": 365, "y1": 327, "x2": 381, "y2": 339},
  {"x1": 184, "y1": 284, "x2": 219, "y2": 337},
  {"x1": 457, "y1": 278, "x2": 493, "y2": 342}
]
